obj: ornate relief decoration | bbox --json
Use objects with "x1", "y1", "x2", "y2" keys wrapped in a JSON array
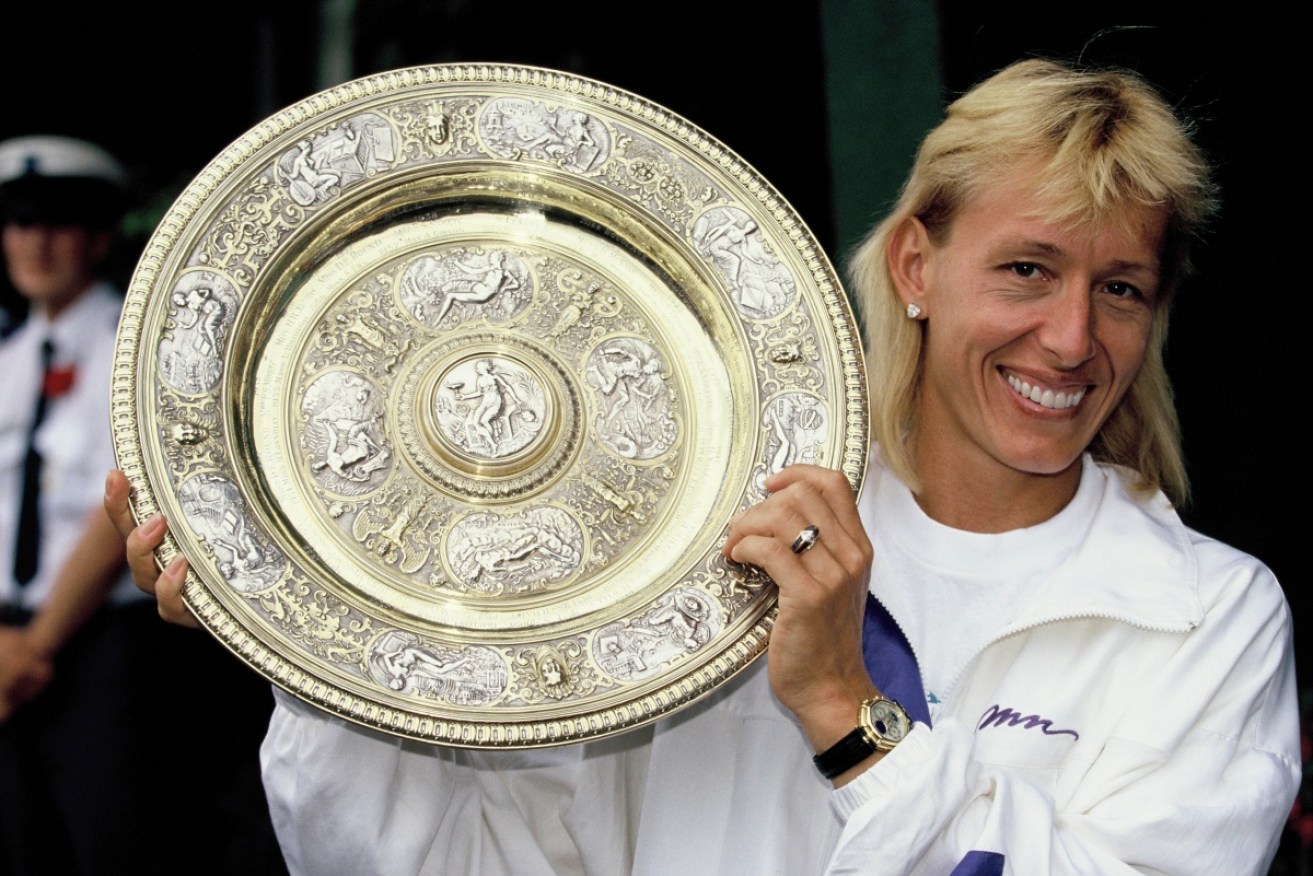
[{"x1": 112, "y1": 64, "x2": 866, "y2": 748}]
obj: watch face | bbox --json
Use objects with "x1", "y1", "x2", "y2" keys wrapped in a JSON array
[{"x1": 864, "y1": 698, "x2": 911, "y2": 748}]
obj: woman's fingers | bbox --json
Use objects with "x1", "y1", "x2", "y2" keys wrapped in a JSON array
[
  {"x1": 103, "y1": 470, "x2": 200, "y2": 629},
  {"x1": 155, "y1": 554, "x2": 200, "y2": 628},
  {"x1": 103, "y1": 469, "x2": 137, "y2": 540},
  {"x1": 764, "y1": 464, "x2": 868, "y2": 548},
  {"x1": 725, "y1": 464, "x2": 871, "y2": 582},
  {"x1": 721, "y1": 464, "x2": 877, "y2": 748}
]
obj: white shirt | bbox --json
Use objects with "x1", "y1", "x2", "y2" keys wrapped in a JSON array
[
  {"x1": 0, "y1": 283, "x2": 136, "y2": 609},
  {"x1": 868, "y1": 455, "x2": 1102, "y2": 721}
]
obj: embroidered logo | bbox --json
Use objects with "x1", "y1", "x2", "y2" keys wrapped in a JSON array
[{"x1": 976, "y1": 704, "x2": 1078, "y2": 739}]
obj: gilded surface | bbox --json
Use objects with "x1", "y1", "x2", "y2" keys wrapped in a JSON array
[{"x1": 112, "y1": 64, "x2": 866, "y2": 747}]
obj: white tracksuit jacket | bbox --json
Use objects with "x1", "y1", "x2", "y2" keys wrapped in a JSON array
[
  {"x1": 829, "y1": 458, "x2": 1301, "y2": 874},
  {"x1": 262, "y1": 458, "x2": 1299, "y2": 875}
]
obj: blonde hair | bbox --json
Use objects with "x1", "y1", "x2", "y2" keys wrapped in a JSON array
[{"x1": 851, "y1": 59, "x2": 1216, "y2": 505}]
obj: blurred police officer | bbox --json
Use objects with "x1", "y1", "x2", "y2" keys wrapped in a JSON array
[
  {"x1": 0, "y1": 136, "x2": 175, "y2": 876},
  {"x1": 0, "y1": 137, "x2": 288, "y2": 876},
  {"x1": 0, "y1": 134, "x2": 160, "y2": 876}
]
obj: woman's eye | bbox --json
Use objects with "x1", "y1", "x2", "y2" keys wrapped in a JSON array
[
  {"x1": 1007, "y1": 262, "x2": 1042, "y2": 279},
  {"x1": 1103, "y1": 281, "x2": 1141, "y2": 299}
]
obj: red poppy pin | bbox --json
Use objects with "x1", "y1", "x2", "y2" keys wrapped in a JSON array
[{"x1": 43, "y1": 365, "x2": 77, "y2": 398}]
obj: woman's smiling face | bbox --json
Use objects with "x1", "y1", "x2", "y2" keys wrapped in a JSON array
[{"x1": 894, "y1": 172, "x2": 1166, "y2": 491}]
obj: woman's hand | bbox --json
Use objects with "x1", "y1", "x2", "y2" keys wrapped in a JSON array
[
  {"x1": 103, "y1": 470, "x2": 199, "y2": 628},
  {"x1": 723, "y1": 464, "x2": 878, "y2": 764}
]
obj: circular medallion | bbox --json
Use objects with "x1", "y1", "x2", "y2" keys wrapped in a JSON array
[
  {"x1": 112, "y1": 64, "x2": 867, "y2": 748},
  {"x1": 429, "y1": 355, "x2": 549, "y2": 462}
]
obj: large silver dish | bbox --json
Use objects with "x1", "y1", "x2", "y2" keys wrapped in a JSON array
[{"x1": 112, "y1": 64, "x2": 866, "y2": 747}]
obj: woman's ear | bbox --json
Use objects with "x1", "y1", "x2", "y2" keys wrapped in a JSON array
[{"x1": 886, "y1": 216, "x2": 932, "y2": 316}]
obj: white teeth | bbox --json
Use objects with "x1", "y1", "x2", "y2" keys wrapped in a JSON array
[{"x1": 1006, "y1": 374, "x2": 1086, "y2": 410}]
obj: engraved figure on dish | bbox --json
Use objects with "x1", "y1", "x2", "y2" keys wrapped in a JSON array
[
  {"x1": 692, "y1": 206, "x2": 797, "y2": 319},
  {"x1": 273, "y1": 114, "x2": 396, "y2": 207},
  {"x1": 424, "y1": 106, "x2": 448, "y2": 145},
  {"x1": 586, "y1": 337, "x2": 677, "y2": 460},
  {"x1": 433, "y1": 356, "x2": 546, "y2": 459},
  {"x1": 277, "y1": 139, "x2": 340, "y2": 206},
  {"x1": 764, "y1": 392, "x2": 827, "y2": 474},
  {"x1": 533, "y1": 646, "x2": 573, "y2": 699},
  {"x1": 541, "y1": 111, "x2": 599, "y2": 168},
  {"x1": 539, "y1": 653, "x2": 564, "y2": 686},
  {"x1": 352, "y1": 493, "x2": 434, "y2": 574},
  {"x1": 209, "y1": 511, "x2": 268, "y2": 581},
  {"x1": 593, "y1": 589, "x2": 719, "y2": 682},
  {"x1": 366, "y1": 631, "x2": 506, "y2": 705},
  {"x1": 177, "y1": 474, "x2": 285, "y2": 593},
  {"x1": 169, "y1": 421, "x2": 206, "y2": 446},
  {"x1": 480, "y1": 98, "x2": 610, "y2": 173},
  {"x1": 445, "y1": 507, "x2": 584, "y2": 596},
  {"x1": 748, "y1": 392, "x2": 829, "y2": 498},
  {"x1": 333, "y1": 310, "x2": 387, "y2": 351},
  {"x1": 158, "y1": 271, "x2": 240, "y2": 395},
  {"x1": 433, "y1": 252, "x2": 521, "y2": 326},
  {"x1": 380, "y1": 643, "x2": 468, "y2": 692},
  {"x1": 301, "y1": 372, "x2": 392, "y2": 494},
  {"x1": 170, "y1": 286, "x2": 226, "y2": 356},
  {"x1": 399, "y1": 248, "x2": 532, "y2": 329},
  {"x1": 458, "y1": 359, "x2": 521, "y2": 454}
]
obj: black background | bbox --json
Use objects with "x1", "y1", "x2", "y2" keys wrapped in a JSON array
[{"x1": 3, "y1": 5, "x2": 1302, "y2": 678}]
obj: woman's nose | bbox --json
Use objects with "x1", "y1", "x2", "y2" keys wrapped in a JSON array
[{"x1": 1037, "y1": 289, "x2": 1097, "y2": 367}]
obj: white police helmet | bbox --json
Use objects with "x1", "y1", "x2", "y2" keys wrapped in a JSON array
[
  {"x1": 0, "y1": 136, "x2": 127, "y2": 187},
  {"x1": 0, "y1": 136, "x2": 127, "y2": 228}
]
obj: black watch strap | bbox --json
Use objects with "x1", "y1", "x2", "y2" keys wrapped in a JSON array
[{"x1": 812, "y1": 726, "x2": 876, "y2": 780}]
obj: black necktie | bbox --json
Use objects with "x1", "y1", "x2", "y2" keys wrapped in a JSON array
[{"x1": 14, "y1": 339, "x2": 55, "y2": 587}]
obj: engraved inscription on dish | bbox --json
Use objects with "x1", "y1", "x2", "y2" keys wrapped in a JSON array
[
  {"x1": 398, "y1": 247, "x2": 533, "y2": 330},
  {"x1": 177, "y1": 474, "x2": 285, "y2": 593},
  {"x1": 592, "y1": 588, "x2": 720, "y2": 682},
  {"x1": 692, "y1": 205, "x2": 797, "y2": 320},
  {"x1": 274, "y1": 113, "x2": 397, "y2": 208},
  {"x1": 432, "y1": 356, "x2": 547, "y2": 461},
  {"x1": 443, "y1": 506, "x2": 585, "y2": 596},
  {"x1": 585, "y1": 337, "x2": 677, "y2": 461},
  {"x1": 300, "y1": 371, "x2": 393, "y2": 495},
  {"x1": 479, "y1": 98, "x2": 610, "y2": 173},
  {"x1": 366, "y1": 630, "x2": 507, "y2": 705},
  {"x1": 157, "y1": 271, "x2": 239, "y2": 395}
]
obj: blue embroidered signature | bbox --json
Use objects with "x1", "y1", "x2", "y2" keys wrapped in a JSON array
[{"x1": 976, "y1": 705, "x2": 1079, "y2": 739}]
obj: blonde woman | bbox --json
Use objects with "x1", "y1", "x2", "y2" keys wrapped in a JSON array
[{"x1": 109, "y1": 60, "x2": 1299, "y2": 874}]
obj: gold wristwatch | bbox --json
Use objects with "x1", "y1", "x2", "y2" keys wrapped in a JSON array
[{"x1": 812, "y1": 695, "x2": 911, "y2": 779}]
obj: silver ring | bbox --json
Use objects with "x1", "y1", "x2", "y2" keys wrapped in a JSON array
[{"x1": 790, "y1": 524, "x2": 820, "y2": 554}]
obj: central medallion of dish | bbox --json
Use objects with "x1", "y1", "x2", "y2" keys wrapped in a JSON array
[
  {"x1": 396, "y1": 334, "x2": 580, "y2": 503},
  {"x1": 252, "y1": 211, "x2": 733, "y2": 628},
  {"x1": 432, "y1": 355, "x2": 548, "y2": 462}
]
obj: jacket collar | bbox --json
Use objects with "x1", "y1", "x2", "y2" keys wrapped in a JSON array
[
  {"x1": 1011, "y1": 460, "x2": 1202, "y2": 634},
  {"x1": 864, "y1": 453, "x2": 1203, "y2": 636}
]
